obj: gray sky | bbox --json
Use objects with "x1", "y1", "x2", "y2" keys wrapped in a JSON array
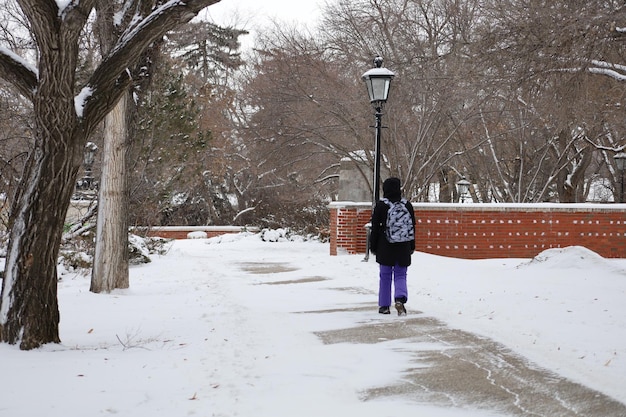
[
  {"x1": 206, "y1": 0, "x2": 324, "y2": 30},
  {"x1": 200, "y1": 0, "x2": 325, "y2": 51}
]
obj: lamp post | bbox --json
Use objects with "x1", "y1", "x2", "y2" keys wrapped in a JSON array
[
  {"x1": 456, "y1": 176, "x2": 471, "y2": 203},
  {"x1": 83, "y1": 141, "x2": 98, "y2": 188},
  {"x1": 362, "y1": 56, "x2": 395, "y2": 205},
  {"x1": 614, "y1": 152, "x2": 626, "y2": 203},
  {"x1": 76, "y1": 142, "x2": 98, "y2": 195}
]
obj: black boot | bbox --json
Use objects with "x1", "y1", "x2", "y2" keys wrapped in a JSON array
[
  {"x1": 394, "y1": 301, "x2": 407, "y2": 316},
  {"x1": 379, "y1": 306, "x2": 390, "y2": 314}
]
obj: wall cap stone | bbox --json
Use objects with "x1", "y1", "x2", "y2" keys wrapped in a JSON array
[
  {"x1": 330, "y1": 201, "x2": 626, "y2": 212},
  {"x1": 329, "y1": 201, "x2": 372, "y2": 209},
  {"x1": 132, "y1": 225, "x2": 260, "y2": 233}
]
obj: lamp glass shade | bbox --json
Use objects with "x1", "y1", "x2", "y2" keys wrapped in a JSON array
[
  {"x1": 456, "y1": 178, "x2": 471, "y2": 195},
  {"x1": 362, "y1": 67, "x2": 395, "y2": 103},
  {"x1": 614, "y1": 152, "x2": 626, "y2": 170},
  {"x1": 84, "y1": 142, "x2": 98, "y2": 166}
]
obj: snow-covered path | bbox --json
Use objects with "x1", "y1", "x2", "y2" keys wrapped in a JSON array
[{"x1": 0, "y1": 234, "x2": 625, "y2": 416}]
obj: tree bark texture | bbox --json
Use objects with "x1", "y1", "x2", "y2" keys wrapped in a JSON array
[
  {"x1": 0, "y1": 51, "x2": 83, "y2": 350},
  {"x1": 91, "y1": 94, "x2": 130, "y2": 293}
]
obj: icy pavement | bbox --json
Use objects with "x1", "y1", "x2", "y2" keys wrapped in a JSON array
[
  {"x1": 311, "y1": 307, "x2": 626, "y2": 416},
  {"x1": 246, "y1": 260, "x2": 626, "y2": 416}
]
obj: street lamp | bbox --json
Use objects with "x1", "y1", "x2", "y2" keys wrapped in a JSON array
[
  {"x1": 456, "y1": 176, "x2": 471, "y2": 203},
  {"x1": 362, "y1": 55, "x2": 395, "y2": 204},
  {"x1": 614, "y1": 152, "x2": 626, "y2": 203},
  {"x1": 77, "y1": 142, "x2": 98, "y2": 192}
]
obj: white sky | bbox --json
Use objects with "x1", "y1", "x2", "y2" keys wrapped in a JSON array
[
  {"x1": 201, "y1": 0, "x2": 325, "y2": 47},
  {"x1": 207, "y1": 0, "x2": 323, "y2": 27}
]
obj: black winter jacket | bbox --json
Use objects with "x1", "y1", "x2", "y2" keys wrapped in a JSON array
[{"x1": 369, "y1": 198, "x2": 416, "y2": 267}]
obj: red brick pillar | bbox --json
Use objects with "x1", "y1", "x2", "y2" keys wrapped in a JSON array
[{"x1": 329, "y1": 202, "x2": 372, "y2": 255}]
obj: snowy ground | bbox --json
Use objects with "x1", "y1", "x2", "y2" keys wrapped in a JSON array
[{"x1": 0, "y1": 232, "x2": 625, "y2": 416}]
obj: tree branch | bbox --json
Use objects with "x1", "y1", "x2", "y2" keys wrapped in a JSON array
[
  {"x1": 587, "y1": 59, "x2": 626, "y2": 82},
  {"x1": 2, "y1": 0, "x2": 96, "y2": 100},
  {"x1": 0, "y1": 46, "x2": 37, "y2": 100},
  {"x1": 82, "y1": 0, "x2": 221, "y2": 129}
]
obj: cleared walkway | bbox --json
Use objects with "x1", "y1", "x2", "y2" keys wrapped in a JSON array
[
  {"x1": 247, "y1": 259, "x2": 626, "y2": 416},
  {"x1": 310, "y1": 306, "x2": 626, "y2": 416}
]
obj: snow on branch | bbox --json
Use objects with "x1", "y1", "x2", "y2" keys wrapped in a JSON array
[
  {"x1": 0, "y1": 46, "x2": 38, "y2": 77},
  {"x1": 56, "y1": 0, "x2": 72, "y2": 16},
  {"x1": 112, "y1": 1, "x2": 188, "y2": 56},
  {"x1": 0, "y1": 46, "x2": 38, "y2": 99},
  {"x1": 75, "y1": 86, "x2": 94, "y2": 118},
  {"x1": 588, "y1": 67, "x2": 626, "y2": 82},
  {"x1": 590, "y1": 60, "x2": 626, "y2": 72},
  {"x1": 315, "y1": 174, "x2": 339, "y2": 184},
  {"x1": 233, "y1": 206, "x2": 257, "y2": 223},
  {"x1": 588, "y1": 60, "x2": 626, "y2": 82}
]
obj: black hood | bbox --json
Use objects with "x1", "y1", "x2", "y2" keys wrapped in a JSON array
[{"x1": 382, "y1": 177, "x2": 402, "y2": 201}]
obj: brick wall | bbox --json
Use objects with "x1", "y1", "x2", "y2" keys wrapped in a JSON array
[
  {"x1": 137, "y1": 226, "x2": 259, "y2": 240},
  {"x1": 330, "y1": 205, "x2": 372, "y2": 255},
  {"x1": 329, "y1": 202, "x2": 626, "y2": 259}
]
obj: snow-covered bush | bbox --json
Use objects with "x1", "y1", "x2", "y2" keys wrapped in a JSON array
[{"x1": 259, "y1": 228, "x2": 322, "y2": 243}]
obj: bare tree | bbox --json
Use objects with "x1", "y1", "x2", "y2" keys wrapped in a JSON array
[
  {"x1": 237, "y1": 26, "x2": 362, "y2": 226},
  {"x1": 244, "y1": 0, "x2": 626, "y2": 206},
  {"x1": 0, "y1": 0, "x2": 221, "y2": 350},
  {"x1": 476, "y1": 0, "x2": 626, "y2": 201},
  {"x1": 280, "y1": 0, "x2": 487, "y2": 201}
]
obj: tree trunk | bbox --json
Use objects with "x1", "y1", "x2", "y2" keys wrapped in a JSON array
[
  {"x1": 438, "y1": 167, "x2": 454, "y2": 203},
  {"x1": 91, "y1": 93, "x2": 129, "y2": 293},
  {"x1": 0, "y1": 103, "x2": 82, "y2": 350}
]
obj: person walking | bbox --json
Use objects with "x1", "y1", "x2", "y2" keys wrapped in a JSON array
[{"x1": 369, "y1": 177, "x2": 416, "y2": 315}]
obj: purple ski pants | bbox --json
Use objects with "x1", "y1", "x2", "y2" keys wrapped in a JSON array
[{"x1": 378, "y1": 263, "x2": 408, "y2": 307}]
